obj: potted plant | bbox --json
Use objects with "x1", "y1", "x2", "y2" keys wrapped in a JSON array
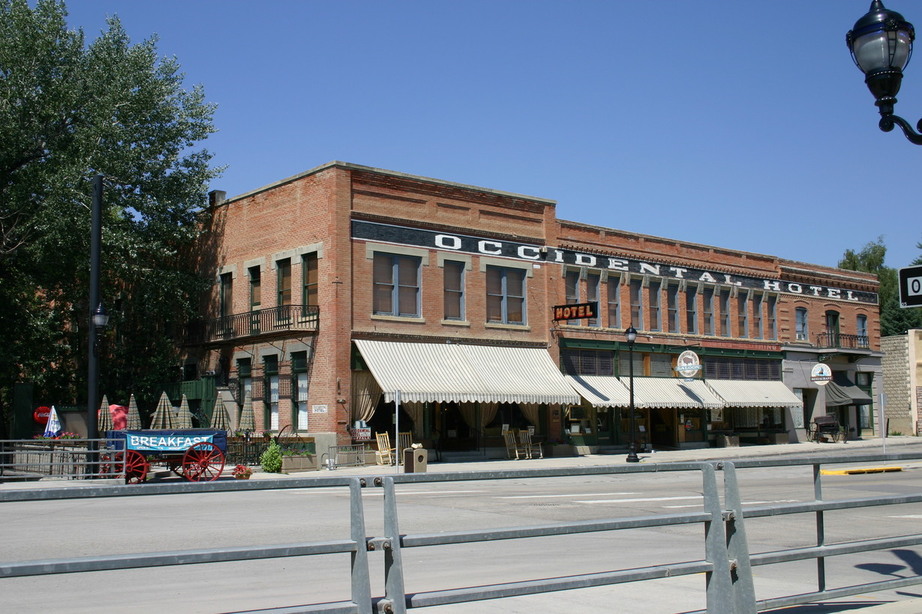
[{"x1": 232, "y1": 464, "x2": 253, "y2": 479}]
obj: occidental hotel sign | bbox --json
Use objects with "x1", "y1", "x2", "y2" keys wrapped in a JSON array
[{"x1": 353, "y1": 221, "x2": 878, "y2": 305}]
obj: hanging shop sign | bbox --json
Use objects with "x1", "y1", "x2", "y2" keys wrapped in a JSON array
[
  {"x1": 811, "y1": 363, "x2": 832, "y2": 385},
  {"x1": 553, "y1": 302, "x2": 598, "y2": 321},
  {"x1": 675, "y1": 350, "x2": 702, "y2": 380},
  {"x1": 352, "y1": 220, "x2": 878, "y2": 305}
]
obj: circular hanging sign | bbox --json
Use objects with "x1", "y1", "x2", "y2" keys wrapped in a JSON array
[
  {"x1": 33, "y1": 406, "x2": 51, "y2": 424},
  {"x1": 675, "y1": 350, "x2": 702, "y2": 380},
  {"x1": 811, "y1": 363, "x2": 832, "y2": 385}
]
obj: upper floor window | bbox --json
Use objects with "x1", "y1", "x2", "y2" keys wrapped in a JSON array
[
  {"x1": 565, "y1": 269, "x2": 582, "y2": 327},
  {"x1": 737, "y1": 290, "x2": 750, "y2": 338},
  {"x1": 373, "y1": 253, "x2": 421, "y2": 317},
  {"x1": 665, "y1": 283, "x2": 679, "y2": 333},
  {"x1": 719, "y1": 289, "x2": 732, "y2": 337},
  {"x1": 856, "y1": 314, "x2": 868, "y2": 343},
  {"x1": 648, "y1": 280, "x2": 662, "y2": 332},
  {"x1": 685, "y1": 285, "x2": 698, "y2": 334},
  {"x1": 753, "y1": 293, "x2": 764, "y2": 340},
  {"x1": 607, "y1": 274, "x2": 621, "y2": 330},
  {"x1": 825, "y1": 310, "x2": 840, "y2": 333},
  {"x1": 443, "y1": 260, "x2": 466, "y2": 320},
  {"x1": 766, "y1": 295, "x2": 778, "y2": 340},
  {"x1": 587, "y1": 273, "x2": 601, "y2": 328},
  {"x1": 248, "y1": 266, "x2": 261, "y2": 310},
  {"x1": 302, "y1": 253, "x2": 318, "y2": 308},
  {"x1": 795, "y1": 307, "x2": 808, "y2": 341},
  {"x1": 630, "y1": 279, "x2": 644, "y2": 330},
  {"x1": 219, "y1": 272, "x2": 233, "y2": 319},
  {"x1": 486, "y1": 266, "x2": 526, "y2": 325},
  {"x1": 702, "y1": 287, "x2": 715, "y2": 336},
  {"x1": 277, "y1": 258, "x2": 291, "y2": 306}
]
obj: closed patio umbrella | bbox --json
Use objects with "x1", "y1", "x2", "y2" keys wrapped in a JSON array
[
  {"x1": 176, "y1": 394, "x2": 193, "y2": 429},
  {"x1": 149, "y1": 391, "x2": 175, "y2": 429},
  {"x1": 238, "y1": 392, "x2": 255, "y2": 431},
  {"x1": 126, "y1": 394, "x2": 142, "y2": 429},
  {"x1": 97, "y1": 394, "x2": 112, "y2": 433},
  {"x1": 209, "y1": 396, "x2": 231, "y2": 432}
]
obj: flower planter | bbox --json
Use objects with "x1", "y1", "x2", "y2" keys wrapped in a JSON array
[{"x1": 281, "y1": 455, "x2": 317, "y2": 473}]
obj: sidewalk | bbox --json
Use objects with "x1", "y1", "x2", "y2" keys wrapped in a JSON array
[{"x1": 276, "y1": 435, "x2": 922, "y2": 480}]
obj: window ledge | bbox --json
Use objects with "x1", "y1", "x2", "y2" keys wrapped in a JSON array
[
  {"x1": 442, "y1": 319, "x2": 471, "y2": 327},
  {"x1": 371, "y1": 314, "x2": 426, "y2": 324},
  {"x1": 485, "y1": 322, "x2": 530, "y2": 331}
]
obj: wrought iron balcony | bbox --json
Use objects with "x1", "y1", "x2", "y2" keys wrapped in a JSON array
[
  {"x1": 187, "y1": 305, "x2": 320, "y2": 345},
  {"x1": 814, "y1": 331, "x2": 869, "y2": 350}
]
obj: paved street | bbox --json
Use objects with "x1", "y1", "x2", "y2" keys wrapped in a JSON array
[{"x1": 1, "y1": 437, "x2": 921, "y2": 613}]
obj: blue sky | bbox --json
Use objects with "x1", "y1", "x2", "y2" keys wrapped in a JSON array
[{"x1": 63, "y1": 1, "x2": 922, "y2": 270}]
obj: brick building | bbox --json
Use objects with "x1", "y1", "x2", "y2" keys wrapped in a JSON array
[{"x1": 188, "y1": 161, "x2": 882, "y2": 458}]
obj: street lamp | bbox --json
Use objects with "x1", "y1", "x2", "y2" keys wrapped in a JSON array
[
  {"x1": 86, "y1": 175, "x2": 108, "y2": 441},
  {"x1": 625, "y1": 325, "x2": 639, "y2": 463},
  {"x1": 847, "y1": 1, "x2": 922, "y2": 144}
]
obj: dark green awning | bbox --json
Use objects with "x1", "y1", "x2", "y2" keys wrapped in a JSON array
[{"x1": 825, "y1": 381, "x2": 872, "y2": 406}]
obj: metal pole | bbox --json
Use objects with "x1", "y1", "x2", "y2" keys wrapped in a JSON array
[
  {"x1": 87, "y1": 175, "x2": 103, "y2": 441},
  {"x1": 394, "y1": 389, "x2": 401, "y2": 472},
  {"x1": 626, "y1": 334, "x2": 639, "y2": 463}
]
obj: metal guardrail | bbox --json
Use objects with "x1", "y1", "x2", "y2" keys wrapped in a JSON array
[
  {"x1": 0, "y1": 439, "x2": 125, "y2": 482},
  {"x1": 322, "y1": 444, "x2": 368, "y2": 469},
  {"x1": 1, "y1": 453, "x2": 921, "y2": 614}
]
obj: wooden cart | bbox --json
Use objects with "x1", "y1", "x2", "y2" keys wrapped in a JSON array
[{"x1": 104, "y1": 429, "x2": 228, "y2": 484}]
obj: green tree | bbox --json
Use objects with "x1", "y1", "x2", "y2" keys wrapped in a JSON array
[
  {"x1": 0, "y1": 0, "x2": 221, "y2": 434},
  {"x1": 838, "y1": 237, "x2": 922, "y2": 336}
]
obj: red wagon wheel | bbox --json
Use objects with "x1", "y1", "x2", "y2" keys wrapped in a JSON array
[
  {"x1": 123, "y1": 450, "x2": 149, "y2": 484},
  {"x1": 182, "y1": 442, "x2": 225, "y2": 482},
  {"x1": 102, "y1": 450, "x2": 148, "y2": 484}
]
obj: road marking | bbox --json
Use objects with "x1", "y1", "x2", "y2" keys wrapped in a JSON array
[
  {"x1": 499, "y1": 492, "x2": 638, "y2": 499},
  {"x1": 576, "y1": 496, "x2": 702, "y2": 504},
  {"x1": 888, "y1": 514, "x2": 922, "y2": 519},
  {"x1": 383, "y1": 489, "x2": 488, "y2": 496},
  {"x1": 821, "y1": 466, "x2": 902, "y2": 475}
]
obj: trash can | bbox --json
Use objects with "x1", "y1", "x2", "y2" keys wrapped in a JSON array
[{"x1": 403, "y1": 448, "x2": 428, "y2": 473}]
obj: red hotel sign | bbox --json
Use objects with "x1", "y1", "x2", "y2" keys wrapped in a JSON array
[{"x1": 553, "y1": 302, "x2": 598, "y2": 321}]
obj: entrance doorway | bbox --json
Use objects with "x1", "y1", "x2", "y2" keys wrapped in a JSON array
[{"x1": 650, "y1": 409, "x2": 677, "y2": 449}]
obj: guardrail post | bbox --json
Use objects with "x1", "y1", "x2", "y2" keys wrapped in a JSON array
[
  {"x1": 813, "y1": 463, "x2": 826, "y2": 593},
  {"x1": 720, "y1": 462, "x2": 756, "y2": 612},
  {"x1": 701, "y1": 463, "x2": 738, "y2": 614},
  {"x1": 381, "y1": 477, "x2": 407, "y2": 614},
  {"x1": 349, "y1": 478, "x2": 373, "y2": 614}
]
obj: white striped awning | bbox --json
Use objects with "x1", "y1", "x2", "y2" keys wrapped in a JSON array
[
  {"x1": 706, "y1": 380, "x2": 803, "y2": 408},
  {"x1": 565, "y1": 375, "x2": 631, "y2": 408},
  {"x1": 354, "y1": 340, "x2": 580, "y2": 405},
  {"x1": 630, "y1": 377, "x2": 725, "y2": 410}
]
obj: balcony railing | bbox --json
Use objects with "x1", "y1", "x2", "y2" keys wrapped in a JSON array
[
  {"x1": 814, "y1": 331, "x2": 869, "y2": 350},
  {"x1": 188, "y1": 305, "x2": 319, "y2": 345}
]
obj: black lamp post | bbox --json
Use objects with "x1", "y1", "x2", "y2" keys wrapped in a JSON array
[
  {"x1": 625, "y1": 325, "x2": 639, "y2": 463},
  {"x1": 847, "y1": 1, "x2": 922, "y2": 144},
  {"x1": 87, "y1": 175, "x2": 109, "y2": 440}
]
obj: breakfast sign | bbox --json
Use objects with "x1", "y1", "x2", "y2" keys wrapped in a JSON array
[{"x1": 353, "y1": 221, "x2": 878, "y2": 305}]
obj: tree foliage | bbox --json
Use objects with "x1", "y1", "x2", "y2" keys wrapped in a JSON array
[
  {"x1": 838, "y1": 237, "x2": 922, "y2": 337},
  {"x1": 0, "y1": 0, "x2": 221, "y2": 433}
]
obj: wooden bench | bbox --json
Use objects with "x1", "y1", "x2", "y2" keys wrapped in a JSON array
[{"x1": 808, "y1": 415, "x2": 845, "y2": 443}]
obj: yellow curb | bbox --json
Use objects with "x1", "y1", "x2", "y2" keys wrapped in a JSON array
[{"x1": 821, "y1": 466, "x2": 903, "y2": 475}]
